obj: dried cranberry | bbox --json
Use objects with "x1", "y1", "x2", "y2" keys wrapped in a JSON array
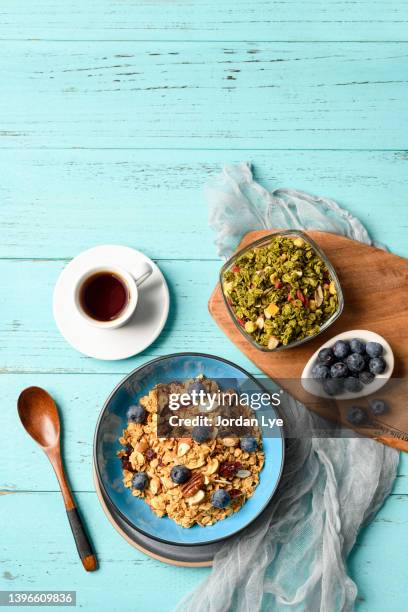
[
  {"x1": 219, "y1": 461, "x2": 242, "y2": 479},
  {"x1": 121, "y1": 457, "x2": 133, "y2": 472},
  {"x1": 232, "y1": 265, "x2": 240, "y2": 273},
  {"x1": 230, "y1": 488, "x2": 241, "y2": 499},
  {"x1": 145, "y1": 448, "x2": 156, "y2": 460},
  {"x1": 274, "y1": 280, "x2": 283, "y2": 289}
]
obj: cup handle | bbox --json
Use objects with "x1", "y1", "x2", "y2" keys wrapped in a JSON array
[{"x1": 132, "y1": 261, "x2": 153, "y2": 287}]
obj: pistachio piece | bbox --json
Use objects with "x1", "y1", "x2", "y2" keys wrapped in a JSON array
[
  {"x1": 223, "y1": 280, "x2": 234, "y2": 294},
  {"x1": 309, "y1": 299, "x2": 316, "y2": 312},
  {"x1": 244, "y1": 321, "x2": 256, "y2": 333}
]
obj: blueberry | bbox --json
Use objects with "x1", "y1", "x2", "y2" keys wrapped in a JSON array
[
  {"x1": 369, "y1": 357, "x2": 386, "y2": 375},
  {"x1": 333, "y1": 340, "x2": 350, "y2": 360},
  {"x1": 346, "y1": 406, "x2": 367, "y2": 426},
  {"x1": 330, "y1": 362, "x2": 349, "y2": 378},
  {"x1": 240, "y1": 436, "x2": 258, "y2": 452},
  {"x1": 344, "y1": 376, "x2": 363, "y2": 393},
  {"x1": 366, "y1": 342, "x2": 383, "y2": 358},
  {"x1": 317, "y1": 348, "x2": 335, "y2": 367},
  {"x1": 170, "y1": 465, "x2": 191, "y2": 485},
  {"x1": 369, "y1": 399, "x2": 389, "y2": 416},
  {"x1": 211, "y1": 489, "x2": 231, "y2": 509},
  {"x1": 312, "y1": 363, "x2": 330, "y2": 380},
  {"x1": 187, "y1": 379, "x2": 206, "y2": 395},
  {"x1": 346, "y1": 353, "x2": 366, "y2": 373},
  {"x1": 350, "y1": 339, "x2": 366, "y2": 355},
  {"x1": 127, "y1": 404, "x2": 146, "y2": 424},
  {"x1": 359, "y1": 371, "x2": 375, "y2": 385},
  {"x1": 192, "y1": 425, "x2": 212, "y2": 444},
  {"x1": 323, "y1": 377, "x2": 344, "y2": 396},
  {"x1": 132, "y1": 472, "x2": 148, "y2": 490}
]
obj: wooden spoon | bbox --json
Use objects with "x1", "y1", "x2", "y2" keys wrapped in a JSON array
[{"x1": 17, "y1": 386, "x2": 98, "y2": 572}]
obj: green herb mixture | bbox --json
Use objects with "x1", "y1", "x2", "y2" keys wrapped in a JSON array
[{"x1": 222, "y1": 235, "x2": 339, "y2": 348}]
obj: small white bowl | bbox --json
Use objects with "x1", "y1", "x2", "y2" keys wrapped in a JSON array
[{"x1": 301, "y1": 329, "x2": 394, "y2": 400}]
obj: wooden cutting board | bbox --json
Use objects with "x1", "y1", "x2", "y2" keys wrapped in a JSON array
[{"x1": 209, "y1": 230, "x2": 408, "y2": 452}]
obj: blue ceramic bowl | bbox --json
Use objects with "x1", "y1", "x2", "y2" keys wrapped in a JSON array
[{"x1": 94, "y1": 353, "x2": 285, "y2": 546}]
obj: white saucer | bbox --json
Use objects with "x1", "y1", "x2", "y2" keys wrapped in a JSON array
[{"x1": 53, "y1": 245, "x2": 169, "y2": 360}]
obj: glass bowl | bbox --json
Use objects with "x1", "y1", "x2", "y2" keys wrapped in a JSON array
[{"x1": 219, "y1": 230, "x2": 344, "y2": 352}]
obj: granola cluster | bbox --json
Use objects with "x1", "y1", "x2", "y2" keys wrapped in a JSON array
[{"x1": 118, "y1": 378, "x2": 264, "y2": 528}]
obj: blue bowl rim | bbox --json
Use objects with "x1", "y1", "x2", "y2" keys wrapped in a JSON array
[{"x1": 93, "y1": 352, "x2": 286, "y2": 547}]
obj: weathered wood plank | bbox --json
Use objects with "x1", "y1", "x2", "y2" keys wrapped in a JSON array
[
  {"x1": 0, "y1": 259, "x2": 253, "y2": 373},
  {"x1": 0, "y1": 491, "x2": 209, "y2": 611},
  {"x1": 1, "y1": 149, "x2": 408, "y2": 260},
  {"x1": 0, "y1": 491, "x2": 406, "y2": 610},
  {"x1": 1, "y1": 42, "x2": 407, "y2": 149},
  {"x1": 1, "y1": 1, "x2": 408, "y2": 42}
]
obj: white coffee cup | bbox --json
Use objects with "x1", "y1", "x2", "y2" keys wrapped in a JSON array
[{"x1": 74, "y1": 261, "x2": 152, "y2": 329}]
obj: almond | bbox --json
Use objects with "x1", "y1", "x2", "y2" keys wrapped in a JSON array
[
  {"x1": 236, "y1": 469, "x2": 251, "y2": 478},
  {"x1": 203, "y1": 457, "x2": 219, "y2": 475},
  {"x1": 185, "y1": 456, "x2": 206, "y2": 469},
  {"x1": 267, "y1": 335, "x2": 279, "y2": 350},
  {"x1": 256, "y1": 316, "x2": 265, "y2": 330},
  {"x1": 150, "y1": 477, "x2": 161, "y2": 495},
  {"x1": 314, "y1": 285, "x2": 324, "y2": 307},
  {"x1": 177, "y1": 442, "x2": 191, "y2": 457},
  {"x1": 187, "y1": 490, "x2": 205, "y2": 506}
]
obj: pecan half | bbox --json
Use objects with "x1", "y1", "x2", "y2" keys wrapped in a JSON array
[{"x1": 180, "y1": 472, "x2": 204, "y2": 498}]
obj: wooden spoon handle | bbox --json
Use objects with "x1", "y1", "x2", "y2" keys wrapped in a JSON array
[
  {"x1": 66, "y1": 507, "x2": 98, "y2": 572},
  {"x1": 49, "y1": 451, "x2": 98, "y2": 572}
]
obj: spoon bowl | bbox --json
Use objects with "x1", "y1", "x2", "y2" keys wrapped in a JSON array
[{"x1": 18, "y1": 386, "x2": 60, "y2": 448}]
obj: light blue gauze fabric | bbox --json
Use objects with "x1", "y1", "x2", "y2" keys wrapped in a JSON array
[{"x1": 176, "y1": 163, "x2": 399, "y2": 612}]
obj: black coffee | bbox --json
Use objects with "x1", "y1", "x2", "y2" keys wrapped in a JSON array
[{"x1": 79, "y1": 271, "x2": 129, "y2": 321}]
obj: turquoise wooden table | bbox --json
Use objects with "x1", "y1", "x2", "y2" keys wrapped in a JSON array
[{"x1": 1, "y1": 2, "x2": 408, "y2": 610}]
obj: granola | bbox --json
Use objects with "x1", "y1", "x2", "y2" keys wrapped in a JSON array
[
  {"x1": 117, "y1": 377, "x2": 264, "y2": 528},
  {"x1": 222, "y1": 234, "x2": 339, "y2": 348}
]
